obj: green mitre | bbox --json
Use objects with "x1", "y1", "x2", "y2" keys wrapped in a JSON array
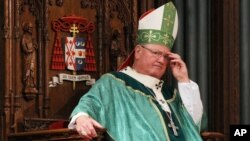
[{"x1": 137, "y1": 2, "x2": 178, "y2": 49}]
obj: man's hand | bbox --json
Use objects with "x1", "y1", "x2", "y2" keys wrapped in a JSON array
[
  {"x1": 75, "y1": 115, "x2": 104, "y2": 141},
  {"x1": 167, "y1": 52, "x2": 189, "y2": 82}
]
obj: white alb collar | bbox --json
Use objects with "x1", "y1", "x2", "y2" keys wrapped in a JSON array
[{"x1": 120, "y1": 66, "x2": 164, "y2": 90}]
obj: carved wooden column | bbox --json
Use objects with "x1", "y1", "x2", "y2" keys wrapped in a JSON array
[
  {"x1": 37, "y1": 0, "x2": 45, "y2": 118},
  {"x1": 37, "y1": 0, "x2": 47, "y2": 118},
  {"x1": 4, "y1": 0, "x2": 14, "y2": 137},
  {"x1": 98, "y1": 0, "x2": 105, "y2": 75},
  {"x1": 3, "y1": 0, "x2": 10, "y2": 138},
  {"x1": 13, "y1": 0, "x2": 22, "y2": 135},
  {"x1": 128, "y1": 0, "x2": 138, "y2": 51}
]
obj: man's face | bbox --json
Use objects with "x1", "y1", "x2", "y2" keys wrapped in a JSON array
[{"x1": 133, "y1": 44, "x2": 171, "y2": 79}]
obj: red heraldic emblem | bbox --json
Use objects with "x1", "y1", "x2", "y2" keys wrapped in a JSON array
[{"x1": 64, "y1": 37, "x2": 86, "y2": 71}]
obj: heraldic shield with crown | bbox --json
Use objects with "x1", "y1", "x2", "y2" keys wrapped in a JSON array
[{"x1": 49, "y1": 15, "x2": 96, "y2": 88}]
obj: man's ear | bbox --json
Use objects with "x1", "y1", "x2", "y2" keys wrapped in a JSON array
[{"x1": 134, "y1": 45, "x2": 142, "y2": 59}]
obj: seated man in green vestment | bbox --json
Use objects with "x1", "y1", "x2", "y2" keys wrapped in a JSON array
[{"x1": 68, "y1": 1, "x2": 206, "y2": 141}]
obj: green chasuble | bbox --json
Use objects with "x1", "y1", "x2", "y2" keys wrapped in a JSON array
[{"x1": 70, "y1": 71, "x2": 206, "y2": 141}]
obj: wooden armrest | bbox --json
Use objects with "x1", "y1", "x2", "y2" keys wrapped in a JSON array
[
  {"x1": 201, "y1": 131, "x2": 224, "y2": 140},
  {"x1": 8, "y1": 128, "x2": 107, "y2": 141}
]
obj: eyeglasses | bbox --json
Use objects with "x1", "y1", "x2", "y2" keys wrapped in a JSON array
[{"x1": 140, "y1": 45, "x2": 169, "y2": 61}]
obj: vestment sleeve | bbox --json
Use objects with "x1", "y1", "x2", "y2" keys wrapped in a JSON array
[
  {"x1": 68, "y1": 75, "x2": 110, "y2": 129},
  {"x1": 178, "y1": 80, "x2": 203, "y2": 124}
]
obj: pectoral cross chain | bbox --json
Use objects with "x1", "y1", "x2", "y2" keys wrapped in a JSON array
[
  {"x1": 168, "y1": 119, "x2": 179, "y2": 136},
  {"x1": 145, "y1": 87, "x2": 179, "y2": 136}
]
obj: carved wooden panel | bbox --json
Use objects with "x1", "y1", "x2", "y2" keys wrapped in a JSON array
[{"x1": 2, "y1": 1, "x2": 137, "y2": 140}]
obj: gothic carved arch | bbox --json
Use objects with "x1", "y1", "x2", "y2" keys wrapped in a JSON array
[
  {"x1": 108, "y1": 0, "x2": 131, "y2": 26},
  {"x1": 80, "y1": 0, "x2": 131, "y2": 26}
]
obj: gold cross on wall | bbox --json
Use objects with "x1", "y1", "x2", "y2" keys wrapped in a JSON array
[{"x1": 70, "y1": 24, "x2": 79, "y2": 37}]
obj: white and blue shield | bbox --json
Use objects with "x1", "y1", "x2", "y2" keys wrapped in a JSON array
[{"x1": 64, "y1": 37, "x2": 86, "y2": 71}]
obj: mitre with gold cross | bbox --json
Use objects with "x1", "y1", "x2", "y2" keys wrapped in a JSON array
[{"x1": 137, "y1": 1, "x2": 178, "y2": 49}]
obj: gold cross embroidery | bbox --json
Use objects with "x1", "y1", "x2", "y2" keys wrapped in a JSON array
[{"x1": 163, "y1": 15, "x2": 174, "y2": 27}]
